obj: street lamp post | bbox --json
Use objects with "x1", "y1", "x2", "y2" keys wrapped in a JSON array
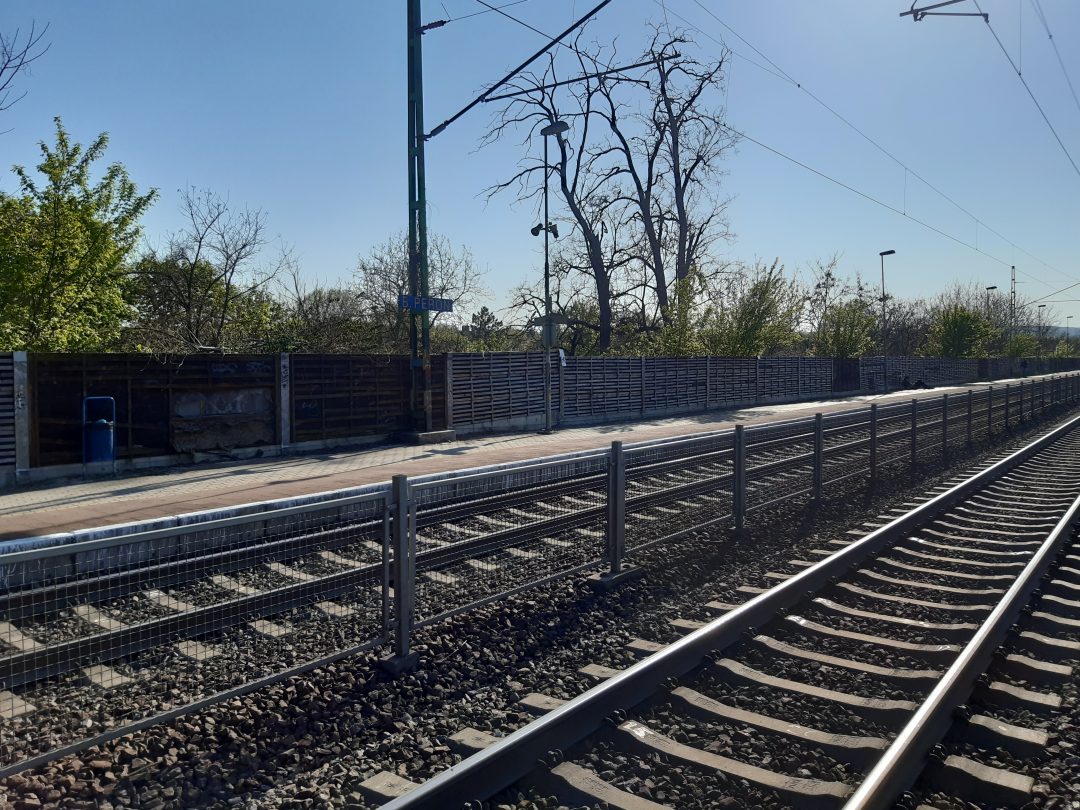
[
  {"x1": 985, "y1": 285, "x2": 997, "y2": 317},
  {"x1": 1038, "y1": 303, "x2": 1047, "y2": 359},
  {"x1": 879, "y1": 250, "x2": 896, "y2": 386},
  {"x1": 538, "y1": 119, "x2": 569, "y2": 434},
  {"x1": 1068, "y1": 315, "x2": 1073, "y2": 342}
]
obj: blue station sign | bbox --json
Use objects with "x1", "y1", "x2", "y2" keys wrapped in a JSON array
[{"x1": 399, "y1": 294, "x2": 454, "y2": 313}]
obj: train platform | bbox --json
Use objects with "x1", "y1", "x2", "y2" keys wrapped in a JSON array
[{"x1": 0, "y1": 373, "x2": 1054, "y2": 541}]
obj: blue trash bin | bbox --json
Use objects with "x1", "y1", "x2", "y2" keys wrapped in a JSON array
[{"x1": 83, "y1": 397, "x2": 116, "y2": 464}]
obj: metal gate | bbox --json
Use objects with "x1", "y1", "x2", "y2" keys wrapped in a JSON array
[{"x1": 833, "y1": 358, "x2": 861, "y2": 392}]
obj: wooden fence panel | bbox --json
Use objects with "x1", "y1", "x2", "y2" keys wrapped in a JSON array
[
  {"x1": 290, "y1": 354, "x2": 413, "y2": 443},
  {"x1": 561, "y1": 357, "x2": 640, "y2": 422},
  {"x1": 642, "y1": 357, "x2": 709, "y2": 416},
  {"x1": 30, "y1": 354, "x2": 277, "y2": 466},
  {"x1": 449, "y1": 352, "x2": 556, "y2": 432}
]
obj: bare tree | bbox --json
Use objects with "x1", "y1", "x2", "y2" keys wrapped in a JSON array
[
  {"x1": 128, "y1": 188, "x2": 284, "y2": 351},
  {"x1": 278, "y1": 265, "x2": 373, "y2": 353},
  {"x1": 594, "y1": 30, "x2": 736, "y2": 322},
  {"x1": 484, "y1": 27, "x2": 734, "y2": 352},
  {"x1": 1, "y1": 22, "x2": 49, "y2": 121},
  {"x1": 353, "y1": 232, "x2": 485, "y2": 353},
  {"x1": 483, "y1": 43, "x2": 621, "y2": 351}
]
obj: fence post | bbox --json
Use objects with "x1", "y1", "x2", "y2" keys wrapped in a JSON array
[
  {"x1": 277, "y1": 352, "x2": 291, "y2": 450},
  {"x1": 987, "y1": 385, "x2": 994, "y2": 436},
  {"x1": 812, "y1": 413, "x2": 824, "y2": 501},
  {"x1": 910, "y1": 399, "x2": 918, "y2": 468},
  {"x1": 1004, "y1": 383, "x2": 1011, "y2": 429},
  {"x1": 382, "y1": 474, "x2": 418, "y2": 674},
  {"x1": 639, "y1": 357, "x2": 646, "y2": 419},
  {"x1": 706, "y1": 356, "x2": 712, "y2": 411},
  {"x1": 733, "y1": 424, "x2": 746, "y2": 532},
  {"x1": 606, "y1": 441, "x2": 626, "y2": 576},
  {"x1": 869, "y1": 404, "x2": 878, "y2": 488},
  {"x1": 1019, "y1": 381, "x2": 1025, "y2": 422},
  {"x1": 12, "y1": 352, "x2": 29, "y2": 482},
  {"x1": 941, "y1": 393, "x2": 949, "y2": 460},
  {"x1": 972, "y1": 390, "x2": 980, "y2": 447},
  {"x1": 445, "y1": 353, "x2": 455, "y2": 430}
]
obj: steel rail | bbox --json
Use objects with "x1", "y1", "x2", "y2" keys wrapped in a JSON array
[
  {"x1": 843, "y1": 487, "x2": 1080, "y2": 808},
  {"x1": 380, "y1": 410, "x2": 1080, "y2": 810}
]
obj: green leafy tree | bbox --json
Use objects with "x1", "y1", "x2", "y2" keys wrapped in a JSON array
[
  {"x1": 700, "y1": 260, "x2": 802, "y2": 356},
  {"x1": 649, "y1": 271, "x2": 706, "y2": 357},
  {"x1": 464, "y1": 306, "x2": 511, "y2": 351},
  {"x1": 1005, "y1": 333, "x2": 1039, "y2": 358},
  {"x1": 815, "y1": 299, "x2": 876, "y2": 358},
  {"x1": 0, "y1": 117, "x2": 156, "y2": 350},
  {"x1": 922, "y1": 304, "x2": 992, "y2": 358},
  {"x1": 1051, "y1": 338, "x2": 1076, "y2": 359}
]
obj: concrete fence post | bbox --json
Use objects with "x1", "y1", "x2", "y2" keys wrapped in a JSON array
[
  {"x1": 812, "y1": 413, "x2": 824, "y2": 501},
  {"x1": 278, "y1": 352, "x2": 291, "y2": 449},
  {"x1": 445, "y1": 353, "x2": 455, "y2": 430},
  {"x1": 13, "y1": 351, "x2": 29, "y2": 481},
  {"x1": 987, "y1": 385, "x2": 994, "y2": 436},
  {"x1": 1004, "y1": 383, "x2": 1011, "y2": 429},
  {"x1": 733, "y1": 425, "x2": 747, "y2": 532},
  {"x1": 382, "y1": 474, "x2": 418, "y2": 674},
  {"x1": 869, "y1": 403, "x2": 878, "y2": 488},
  {"x1": 606, "y1": 441, "x2": 626, "y2": 576}
]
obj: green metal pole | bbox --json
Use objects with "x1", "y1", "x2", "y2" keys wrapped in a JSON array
[{"x1": 407, "y1": 0, "x2": 433, "y2": 432}]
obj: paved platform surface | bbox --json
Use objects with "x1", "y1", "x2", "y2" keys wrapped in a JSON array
[{"x1": 0, "y1": 374, "x2": 1048, "y2": 540}]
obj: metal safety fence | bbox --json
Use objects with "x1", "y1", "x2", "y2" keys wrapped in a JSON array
[{"x1": 0, "y1": 374, "x2": 1077, "y2": 775}]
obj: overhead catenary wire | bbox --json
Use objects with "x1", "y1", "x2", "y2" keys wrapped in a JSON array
[
  {"x1": 1028, "y1": 0, "x2": 1080, "y2": 118},
  {"x1": 971, "y1": 0, "x2": 1080, "y2": 181},
  {"x1": 677, "y1": 0, "x2": 1075, "y2": 290},
  {"x1": 447, "y1": 0, "x2": 531, "y2": 23},
  {"x1": 472, "y1": 0, "x2": 618, "y2": 72},
  {"x1": 720, "y1": 120, "x2": 1018, "y2": 271}
]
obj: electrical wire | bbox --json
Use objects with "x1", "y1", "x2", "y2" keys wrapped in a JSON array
[
  {"x1": 1029, "y1": 0, "x2": 1080, "y2": 118},
  {"x1": 447, "y1": 0, "x2": 531, "y2": 23},
  {"x1": 721, "y1": 120, "x2": 1017, "y2": 270},
  {"x1": 971, "y1": 0, "x2": 1080, "y2": 180},
  {"x1": 472, "y1": 0, "x2": 617, "y2": 71},
  {"x1": 679, "y1": 0, "x2": 1074, "y2": 290}
]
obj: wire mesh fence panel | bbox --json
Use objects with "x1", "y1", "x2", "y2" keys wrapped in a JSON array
[
  {"x1": 410, "y1": 455, "x2": 608, "y2": 627},
  {"x1": 912, "y1": 398, "x2": 943, "y2": 459},
  {"x1": 623, "y1": 433, "x2": 735, "y2": 554},
  {"x1": 0, "y1": 493, "x2": 389, "y2": 772},
  {"x1": 820, "y1": 409, "x2": 873, "y2": 488},
  {"x1": 872, "y1": 401, "x2": 916, "y2": 472},
  {"x1": 744, "y1": 418, "x2": 816, "y2": 512}
]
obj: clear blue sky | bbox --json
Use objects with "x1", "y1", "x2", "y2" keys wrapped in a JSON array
[{"x1": 3, "y1": 1, "x2": 1080, "y2": 326}]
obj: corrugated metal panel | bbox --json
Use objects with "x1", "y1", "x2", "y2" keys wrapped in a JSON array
[{"x1": 0, "y1": 353, "x2": 13, "y2": 467}]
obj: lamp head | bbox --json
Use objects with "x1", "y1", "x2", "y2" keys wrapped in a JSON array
[
  {"x1": 986, "y1": 286, "x2": 997, "y2": 291},
  {"x1": 879, "y1": 249, "x2": 896, "y2": 257},
  {"x1": 530, "y1": 223, "x2": 544, "y2": 237},
  {"x1": 540, "y1": 120, "x2": 570, "y2": 137}
]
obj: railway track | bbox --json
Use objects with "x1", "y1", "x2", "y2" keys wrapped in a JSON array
[
  {"x1": 0, "y1": 378, "x2": 1070, "y2": 779},
  {"x1": 379, "y1": 410, "x2": 1080, "y2": 809}
]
